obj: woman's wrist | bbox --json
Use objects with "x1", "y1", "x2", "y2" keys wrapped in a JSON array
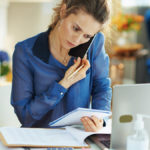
[{"x1": 59, "y1": 79, "x2": 70, "y2": 89}]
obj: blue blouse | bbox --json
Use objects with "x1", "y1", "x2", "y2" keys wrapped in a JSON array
[{"x1": 11, "y1": 29, "x2": 112, "y2": 127}]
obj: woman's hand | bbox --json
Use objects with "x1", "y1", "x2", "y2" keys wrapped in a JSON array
[
  {"x1": 59, "y1": 57, "x2": 90, "y2": 89},
  {"x1": 80, "y1": 116, "x2": 104, "y2": 132}
]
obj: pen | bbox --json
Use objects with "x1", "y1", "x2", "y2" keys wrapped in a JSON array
[{"x1": 68, "y1": 64, "x2": 84, "y2": 79}]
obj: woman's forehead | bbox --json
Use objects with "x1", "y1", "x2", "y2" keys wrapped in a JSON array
[{"x1": 66, "y1": 10, "x2": 101, "y2": 35}]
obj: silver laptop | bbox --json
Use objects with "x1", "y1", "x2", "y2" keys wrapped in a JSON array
[{"x1": 110, "y1": 84, "x2": 150, "y2": 149}]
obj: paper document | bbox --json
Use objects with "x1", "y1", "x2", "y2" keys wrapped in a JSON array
[
  {"x1": 49, "y1": 107, "x2": 111, "y2": 127},
  {"x1": 0, "y1": 125, "x2": 111, "y2": 148}
]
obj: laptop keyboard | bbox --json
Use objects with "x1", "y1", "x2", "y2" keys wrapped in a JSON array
[
  {"x1": 89, "y1": 134, "x2": 111, "y2": 148},
  {"x1": 100, "y1": 140, "x2": 111, "y2": 148}
]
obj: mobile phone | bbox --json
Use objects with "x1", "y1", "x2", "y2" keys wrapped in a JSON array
[{"x1": 68, "y1": 36, "x2": 95, "y2": 58}]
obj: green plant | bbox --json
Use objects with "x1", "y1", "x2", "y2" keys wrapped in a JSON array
[{"x1": 0, "y1": 50, "x2": 10, "y2": 77}]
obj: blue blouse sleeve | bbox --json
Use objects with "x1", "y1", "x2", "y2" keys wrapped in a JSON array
[
  {"x1": 11, "y1": 43, "x2": 67, "y2": 127},
  {"x1": 91, "y1": 33, "x2": 112, "y2": 111}
]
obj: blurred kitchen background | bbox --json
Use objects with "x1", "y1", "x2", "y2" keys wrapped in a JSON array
[
  {"x1": 0, "y1": 0, "x2": 150, "y2": 127},
  {"x1": 0, "y1": 0, "x2": 150, "y2": 86}
]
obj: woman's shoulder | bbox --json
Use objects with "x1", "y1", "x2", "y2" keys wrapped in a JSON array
[
  {"x1": 94, "y1": 32, "x2": 105, "y2": 43},
  {"x1": 13, "y1": 32, "x2": 43, "y2": 61},
  {"x1": 14, "y1": 30, "x2": 50, "y2": 64},
  {"x1": 88, "y1": 32, "x2": 106, "y2": 60},
  {"x1": 15, "y1": 31, "x2": 44, "y2": 50},
  {"x1": 14, "y1": 30, "x2": 49, "y2": 59},
  {"x1": 90, "y1": 32, "x2": 105, "y2": 51}
]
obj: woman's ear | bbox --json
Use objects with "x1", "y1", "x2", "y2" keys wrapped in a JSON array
[{"x1": 60, "y1": 4, "x2": 67, "y2": 18}]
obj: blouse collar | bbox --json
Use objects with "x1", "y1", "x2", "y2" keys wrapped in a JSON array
[{"x1": 32, "y1": 28, "x2": 51, "y2": 64}]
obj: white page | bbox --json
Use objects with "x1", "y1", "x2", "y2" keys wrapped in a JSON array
[
  {"x1": 97, "y1": 118, "x2": 112, "y2": 134},
  {"x1": 0, "y1": 140, "x2": 24, "y2": 150},
  {"x1": 66, "y1": 126, "x2": 95, "y2": 146},
  {"x1": 49, "y1": 108, "x2": 111, "y2": 127},
  {"x1": 65, "y1": 119, "x2": 112, "y2": 146},
  {"x1": 0, "y1": 127, "x2": 88, "y2": 147}
]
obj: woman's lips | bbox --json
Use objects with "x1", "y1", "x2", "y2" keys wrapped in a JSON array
[{"x1": 67, "y1": 41, "x2": 76, "y2": 47}]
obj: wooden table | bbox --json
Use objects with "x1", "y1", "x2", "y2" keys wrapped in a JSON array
[
  {"x1": 109, "y1": 43, "x2": 143, "y2": 59},
  {"x1": 109, "y1": 43, "x2": 143, "y2": 86}
]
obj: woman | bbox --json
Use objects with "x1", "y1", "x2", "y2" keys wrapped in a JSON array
[{"x1": 11, "y1": 0, "x2": 112, "y2": 132}]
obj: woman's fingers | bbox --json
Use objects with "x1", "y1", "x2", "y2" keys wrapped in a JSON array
[
  {"x1": 80, "y1": 117, "x2": 91, "y2": 132},
  {"x1": 91, "y1": 116, "x2": 103, "y2": 128},
  {"x1": 81, "y1": 117, "x2": 97, "y2": 132},
  {"x1": 81, "y1": 117, "x2": 95, "y2": 132},
  {"x1": 81, "y1": 58, "x2": 90, "y2": 71},
  {"x1": 73, "y1": 58, "x2": 90, "y2": 78},
  {"x1": 81, "y1": 116, "x2": 104, "y2": 132},
  {"x1": 68, "y1": 58, "x2": 90, "y2": 79},
  {"x1": 60, "y1": 57, "x2": 90, "y2": 89},
  {"x1": 66, "y1": 57, "x2": 81, "y2": 75},
  {"x1": 74, "y1": 57, "x2": 90, "y2": 72},
  {"x1": 71, "y1": 57, "x2": 81, "y2": 70}
]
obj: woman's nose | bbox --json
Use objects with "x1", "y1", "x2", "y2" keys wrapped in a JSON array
[{"x1": 72, "y1": 34, "x2": 83, "y2": 45}]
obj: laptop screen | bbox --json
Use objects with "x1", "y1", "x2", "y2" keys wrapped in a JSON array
[{"x1": 111, "y1": 84, "x2": 150, "y2": 149}]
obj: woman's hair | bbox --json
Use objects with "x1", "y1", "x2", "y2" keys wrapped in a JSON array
[
  {"x1": 49, "y1": 0, "x2": 112, "y2": 51},
  {"x1": 50, "y1": 0, "x2": 111, "y2": 30}
]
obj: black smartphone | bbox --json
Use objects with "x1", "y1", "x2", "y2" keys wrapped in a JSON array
[{"x1": 68, "y1": 36, "x2": 95, "y2": 58}]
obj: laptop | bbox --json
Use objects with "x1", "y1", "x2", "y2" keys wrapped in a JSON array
[
  {"x1": 90, "y1": 84, "x2": 150, "y2": 150},
  {"x1": 110, "y1": 83, "x2": 150, "y2": 149}
]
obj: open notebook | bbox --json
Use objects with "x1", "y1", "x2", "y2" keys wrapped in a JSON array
[
  {"x1": 49, "y1": 107, "x2": 111, "y2": 127},
  {"x1": 0, "y1": 125, "x2": 111, "y2": 148}
]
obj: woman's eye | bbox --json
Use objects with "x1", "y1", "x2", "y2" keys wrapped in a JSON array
[
  {"x1": 73, "y1": 26, "x2": 79, "y2": 32},
  {"x1": 84, "y1": 35, "x2": 91, "y2": 39}
]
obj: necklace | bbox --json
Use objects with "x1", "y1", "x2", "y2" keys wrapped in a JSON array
[
  {"x1": 49, "y1": 28, "x2": 70, "y2": 66},
  {"x1": 62, "y1": 51, "x2": 70, "y2": 66}
]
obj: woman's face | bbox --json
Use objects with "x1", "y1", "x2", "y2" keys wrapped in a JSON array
[{"x1": 57, "y1": 9, "x2": 101, "y2": 50}]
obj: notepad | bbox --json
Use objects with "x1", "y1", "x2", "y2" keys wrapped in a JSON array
[
  {"x1": 49, "y1": 107, "x2": 111, "y2": 127},
  {"x1": 0, "y1": 126, "x2": 111, "y2": 148}
]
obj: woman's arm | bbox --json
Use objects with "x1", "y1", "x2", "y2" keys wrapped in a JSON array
[
  {"x1": 11, "y1": 43, "x2": 68, "y2": 127},
  {"x1": 91, "y1": 33, "x2": 112, "y2": 111},
  {"x1": 80, "y1": 33, "x2": 112, "y2": 132},
  {"x1": 11, "y1": 43, "x2": 90, "y2": 127}
]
